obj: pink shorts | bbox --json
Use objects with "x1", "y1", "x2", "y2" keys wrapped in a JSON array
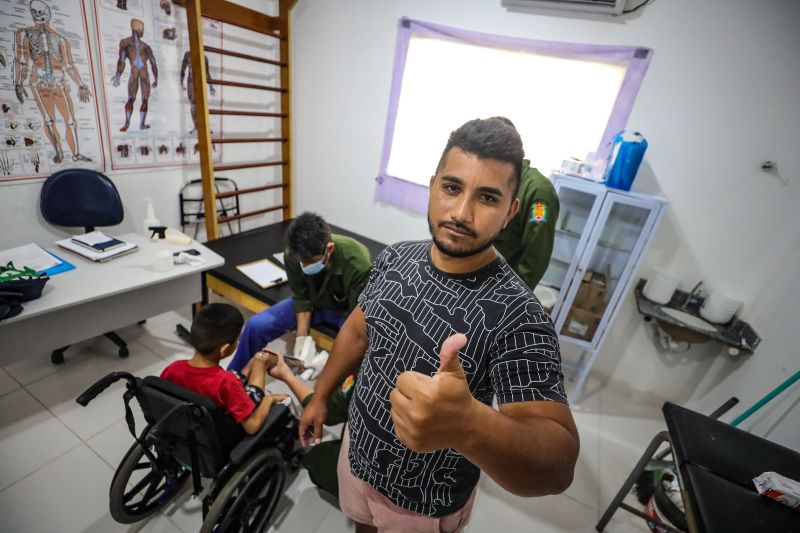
[{"x1": 337, "y1": 426, "x2": 477, "y2": 533}]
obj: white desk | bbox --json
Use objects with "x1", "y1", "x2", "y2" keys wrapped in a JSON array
[{"x1": 0, "y1": 233, "x2": 223, "y2": 366}]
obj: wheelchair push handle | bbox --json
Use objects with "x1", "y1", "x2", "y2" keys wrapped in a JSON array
[{"x1": 76, "y1": 371, "x2": 136, "y2": 406}]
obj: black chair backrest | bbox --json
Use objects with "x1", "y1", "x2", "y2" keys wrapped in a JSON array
[
  {"x1": 40, "y1": 169, "x2": 124, "y2": 232},
  {"x1": 136, "y1": 376, "x2": 245, "y2": 477}
]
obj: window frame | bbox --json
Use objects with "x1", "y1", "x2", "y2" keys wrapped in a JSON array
[{"x1": 375, "y1": 18, "x2": 653, "y2": 214}]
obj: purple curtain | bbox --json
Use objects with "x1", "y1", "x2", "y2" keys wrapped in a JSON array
[{"x1": 375, "y1": 17, "x2": 653, "y2": 214}]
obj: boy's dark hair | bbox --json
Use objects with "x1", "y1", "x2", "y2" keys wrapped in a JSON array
[
  {"x1": 190, "y1": 303, "x2": 244, "y2": 355},
  {"x1": 436, "y1": 117, "x2": 524, "y2": 198},
  {"x1": 286, "y1": 212, "x2": 331, "y2": 262}
]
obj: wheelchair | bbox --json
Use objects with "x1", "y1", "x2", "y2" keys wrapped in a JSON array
[{"x1": 77, "y1": 371, "x2": 302, "y2": 532}]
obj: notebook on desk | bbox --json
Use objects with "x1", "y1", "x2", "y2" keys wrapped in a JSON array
[
  {"x1": 56, "y1": 237, "x2": 138, "y2": 262},
  {"x1": 236, "y1": 258, "x2": 287, "y2": 289},
  {"x1": 70, "y1": 231, "x2": 126, "y2": 253}
]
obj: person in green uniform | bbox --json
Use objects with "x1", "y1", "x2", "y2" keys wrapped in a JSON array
[
  {"x1": 264, "y1": 352, "x2": 357, "y2": 497},
  {"x1": 491, "y1": 118, "x2": 560, "y2": 290},
  {"x1": 227, "y1": 212, "x2": 372, "y2": 372}
]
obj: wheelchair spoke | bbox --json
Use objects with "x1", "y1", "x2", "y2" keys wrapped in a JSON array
[
  {"x1": 124, "y1": 471, "x2": 159, "y2": 503},
  {"x1": 219, "y1": 462, "x2": 282, "y2": 532},
  {"x1": 133, "y1": 461, "x2": 151, "y2": 470},
  {"x1": 141, "y1": 477, "x2": 167, "y2": 506}
]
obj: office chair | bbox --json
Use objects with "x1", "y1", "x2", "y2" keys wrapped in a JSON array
[{"x1": 40, "y1": 169, "x2": 129, "y2": 364}]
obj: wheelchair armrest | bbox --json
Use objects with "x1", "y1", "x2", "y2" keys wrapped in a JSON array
[{"x1": 229, "y1": 403, "x2": 291, "y2": 465}]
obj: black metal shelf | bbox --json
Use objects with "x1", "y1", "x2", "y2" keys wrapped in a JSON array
[{"x1": 634, "y1": 279, "x2": 761, "y2": 352}]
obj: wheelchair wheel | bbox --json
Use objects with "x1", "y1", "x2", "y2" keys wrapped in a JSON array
[
  {"x1": 109, "y1": 441, "x2": 188, "y2": 524},
  {"x1": 200, "y1": 448, "x2": 286, "y2": 533}
]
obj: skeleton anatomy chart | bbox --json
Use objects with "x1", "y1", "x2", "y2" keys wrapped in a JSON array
[
  {"x1": 95, "y1": 0, "x2": 222, "y2": 169},
  {"x1": 0, "y1": 0, "x2": 104, "y2": 182}
]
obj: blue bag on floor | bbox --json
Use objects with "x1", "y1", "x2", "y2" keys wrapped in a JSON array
[{"x1": 605, "y1": 131, "x2": 647, "y2": 191}]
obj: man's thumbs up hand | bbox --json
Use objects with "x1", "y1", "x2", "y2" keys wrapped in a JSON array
[
  {"x1": 436, "y1": 332, "x2": 468, "y2": 377},
  {"x1": 390, "y1": 333, "x2": 477, "y2": 453}
]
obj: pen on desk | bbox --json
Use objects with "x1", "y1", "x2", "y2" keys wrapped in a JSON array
[{"x1": 270, "y1": 277, "x2": 283, "y2": 284}]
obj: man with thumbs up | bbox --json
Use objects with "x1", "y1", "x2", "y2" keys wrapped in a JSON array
[{"x1": 300, "y1": 118, "x2": 578, "y2": 532}]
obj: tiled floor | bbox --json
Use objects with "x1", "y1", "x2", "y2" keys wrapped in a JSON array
[{"x1": 0, "y1": 306, "x2": 665, "y2": 532}]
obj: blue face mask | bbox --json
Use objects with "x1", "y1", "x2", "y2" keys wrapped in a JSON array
[{"x1": 301, "y1": 251, "x2": 328, "y2": 276}]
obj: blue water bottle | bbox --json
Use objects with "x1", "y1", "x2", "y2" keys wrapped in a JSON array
[{"x1": 605, "y1": 131, "x2": 647, "y2": 191}]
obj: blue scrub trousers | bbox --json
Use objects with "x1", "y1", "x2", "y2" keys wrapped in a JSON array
[{"x1": 227, "y1": 297, "x2": 345, "y2": 372}]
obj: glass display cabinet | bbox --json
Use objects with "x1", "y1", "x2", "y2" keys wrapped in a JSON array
[{"x1": 539, "y1": 174, "x2": 667, "y2": 400}]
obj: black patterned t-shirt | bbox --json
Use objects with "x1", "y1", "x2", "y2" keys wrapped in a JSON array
[{"x1": 348, "y1": 240, "x2": 566, "y2": 517}]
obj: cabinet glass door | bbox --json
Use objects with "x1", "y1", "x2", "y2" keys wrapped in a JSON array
[
  {"x1": 556, "y1": 194, "x2": 658, "y2": 346},
  {"x1": 540, "y1": 178, "x2": 604, "y2": 317}
]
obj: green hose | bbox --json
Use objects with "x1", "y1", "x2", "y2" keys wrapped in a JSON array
[{"x1": 730, "y1": 369, "x2": 800, "y2": 427}]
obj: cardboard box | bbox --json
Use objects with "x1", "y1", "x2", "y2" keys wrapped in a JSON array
[
  {"x1": 562, "y1": 307, "x2": 602, "y2": 341},
  {"x1": 572, "y1": 266, "x2": 610, "y2": 314}
]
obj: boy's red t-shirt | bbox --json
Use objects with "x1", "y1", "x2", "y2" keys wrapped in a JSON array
[{"x1": 160, "y1": 360, "x2": 255, "y2": 423}]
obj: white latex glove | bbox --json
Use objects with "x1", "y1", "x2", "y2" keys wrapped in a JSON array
[
  {"x1": 299, "y1": 350, "x2": 329, "y2": 381},
  {"x1": 293, "y1": 335, "x2": 312, "y2": 358},
  {"x1": 295, "y1": 335, "x2": 317, "y2": 363},
  {"x1": 307, "y1": 350, "x2": 329, "y2": 372}
]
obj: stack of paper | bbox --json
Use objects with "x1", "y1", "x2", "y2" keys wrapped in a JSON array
[
  {"x1": 57, "y1": 235, "x2": 138, "y2": 262},
  {"x1": 0, "y1": 243, "x2": 75, "y2": 276},
  {"x1": 236, "y1": 258, "x2": 287, "y2": 289}
]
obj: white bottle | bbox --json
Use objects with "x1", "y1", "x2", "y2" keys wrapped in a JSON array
[{"x1": 143, "y1": 198, "x2": 161, "y2": 237}]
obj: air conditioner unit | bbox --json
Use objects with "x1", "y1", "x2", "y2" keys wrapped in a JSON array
[{"x1": 501, "y1": 0, "x2": 634, "y2": 16}]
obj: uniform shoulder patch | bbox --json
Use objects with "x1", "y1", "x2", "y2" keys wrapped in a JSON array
[
  {"x1": 530, "y1": 200, "x2": 548, "y2": 223},
  {"x1": 341, "y1": 373, "x2": 355, "y2": 395}
]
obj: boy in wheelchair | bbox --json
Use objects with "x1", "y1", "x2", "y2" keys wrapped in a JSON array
[
  {"x1": 77, "y1": 303, "x2": 301, "y2": 532},
  {"x1": 160, "y1": 303, "x2": 288, "y2": 434}
]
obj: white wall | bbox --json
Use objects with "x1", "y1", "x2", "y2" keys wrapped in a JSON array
[{"x1": 290, "y1": 0, "x2": 800, "y2": 448}]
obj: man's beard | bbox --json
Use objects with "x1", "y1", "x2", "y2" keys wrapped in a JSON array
[{"x1": 428, "y1": 215, "x2": 500, "y2": 258}]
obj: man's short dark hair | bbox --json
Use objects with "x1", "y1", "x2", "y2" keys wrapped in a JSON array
[
  {"x1": 190, "y1": 303, "x2": 244, "y2": 354},
  {"x1": 286, "y1": 212, "x2": 332, "y2": 262},
  {"x1": 436, "y1": 117, "x2": 524, "y2": 198}
]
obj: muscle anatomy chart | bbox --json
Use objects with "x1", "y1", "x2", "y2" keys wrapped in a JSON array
[
  {"x1": 95, "y1": 0, "x2": 222, "y2": 169},
  {"x1": 0, "y1": 0, "x2": 104, "y2": 182}
]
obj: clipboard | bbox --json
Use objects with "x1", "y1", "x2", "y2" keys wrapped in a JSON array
[
  {"x1": 40, "y1": 251, "x2": 75, "y2": 276},
  {"x1": 236, "y1": 258, "x2": 288, "y2": 289}
]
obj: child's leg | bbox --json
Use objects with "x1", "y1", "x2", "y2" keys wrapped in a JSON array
[
  {"x1": 246, "y1": 362, "x2": 266, "y2": 391},
  {"x1": 240, "y1": 357, "x2": 254, "y2": 379}
]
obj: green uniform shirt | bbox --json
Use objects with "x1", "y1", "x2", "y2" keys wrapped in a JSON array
[
  {"x1": 285, "y1": 234, "x2": 372, "y2": 316},
  {"x1": 494, "y1": 161, "x2": 559, "y2": 290}
]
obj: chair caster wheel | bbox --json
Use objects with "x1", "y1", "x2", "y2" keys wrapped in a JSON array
[
  {"x1": 118, "y1": 347, "x2": 129, "y2": 358},
  {"x1": 51, "y1": 351, "x2": 65, "y2": 365}
]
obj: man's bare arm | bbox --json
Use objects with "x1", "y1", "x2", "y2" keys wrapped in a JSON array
[
  {"x1": 459, "y1": 400, "x2": 579, "y2": 495},
  {"x1": 312, "y1": 306, "x2": 367, "y2": 400},
  {"x1": 298, "y1": 306, "x2": 368, "y2": 446},
  {"x1": 295, "y1": 311, "x2": 311, "y2": 338}
]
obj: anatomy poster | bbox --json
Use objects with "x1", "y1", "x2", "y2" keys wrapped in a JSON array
[
  {"x1": 94, "y1": 0, "x2": 222, "y2": 170},
  {"x1": 0, "y1": 0, "x2": 104, "y2": 182}
]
